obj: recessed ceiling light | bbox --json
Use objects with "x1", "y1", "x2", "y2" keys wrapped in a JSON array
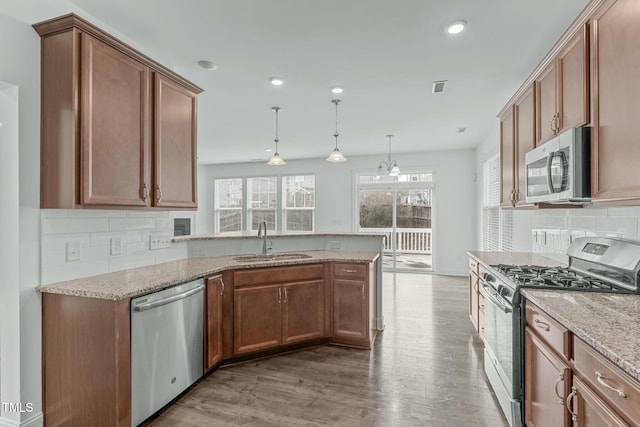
[
  {"x1": 0, "y1": 122, "x2": 3, "y2": 127},
  {"x1": 265, "y1": 147, "x2": 272, "y2": 152},
  {"x1": 197, "y1": 60, "x2": 217, "y2": 70},
  {"x1": 269, "y1": 77, "x2": 284, "y2": 86},
  {"x1": 446, "y1": 20, "x2": 467, "y2": 35},
  {"x1": 331, "y1": 86, "x2": 344, "y2": 94}
]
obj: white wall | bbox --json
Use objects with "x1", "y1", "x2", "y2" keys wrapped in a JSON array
[{"x1": 197, "y1": 149, "x2": 477, "y2": 275}]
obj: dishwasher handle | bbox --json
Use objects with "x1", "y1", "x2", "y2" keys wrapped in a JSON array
[{"x1": 133, "y1": 284, "x2": 205, "y2": 312}]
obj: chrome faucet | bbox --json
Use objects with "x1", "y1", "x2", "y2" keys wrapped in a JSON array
[{"x1": 257, "y1": 221, "x2": 268, "y2": 254}]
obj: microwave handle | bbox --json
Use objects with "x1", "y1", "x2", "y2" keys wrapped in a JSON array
[{"x1": 546, "y1": 153, "x2": 555, "y2": 194}]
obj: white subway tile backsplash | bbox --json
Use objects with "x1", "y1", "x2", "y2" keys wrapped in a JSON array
[
  {"x1": 606, "y1": 207, "x2": 640, "y2": 218},
  {"x1": 595, "y1": 217, "x2": 638, "y2": 236},
  {"x1": 67, "y1": 209, "x2": 126, "y2": 218},
  {"x1": 41, "y1": 209, "x2": 68, "y2": 218},
  {"x1": 42, "y1": 260, "x2": 110, "y2": 285},
  {"x1": 568, "y1": 216, "x2": 596, "y2": 231},
  {"x1": 90, "y1": 230, "x2": 143, "y2": 247},
  {"x1": 155, "y1": 217, "x2": 173, "y2": 230},
  {"x1": 126, "y1": 210, "x2": 170, "y2": 217},
  {"x1": 109, "y1": 217, "x2": 155, "y2": 231},
  {"x1": 41, "y1": 233, "x2": 91, "y2": 252},
  {"x1": 125, "y1": 241, "x2": 150, "y2": 255},
  {"x1": 42, "y1": 218, "x2": 109, "y2": 235},
  {"x1": 569, "y1": 207, "x2": 608, "y2": 217},
  {"x1": 108, "y1": 253, "x2": 156, "y2": 271}
]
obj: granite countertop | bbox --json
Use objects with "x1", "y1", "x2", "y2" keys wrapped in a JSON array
[
  {"x1": 522, "y1": 289, "x2": 640, "y2": 383},
  {"x1": 467, "y1": 251, "x2": 567, "y2": 268},
  {"x1": 173, "y1": 232, "x2": 385, "y2": 242},
  {"x1": 36, "y1": 250, "x2": 379, "y2": 301}
]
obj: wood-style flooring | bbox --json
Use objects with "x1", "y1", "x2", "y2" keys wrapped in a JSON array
[{"x1": 146, "y1": 273, "x2": 509, "y2": 427}]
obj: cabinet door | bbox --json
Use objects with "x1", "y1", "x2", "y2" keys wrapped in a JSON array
[
  {"x1": 570, "y1": 377, "x2": 630, "y2": 427},
  {"x1": 333, "y1": 278, "x2": 368, "y2": 341},
  {"x1": 282, "y1": 280, "x2": 325, "y2": 345},
  {"x1": 154, "y1": 74, "x2": 198, "y2": 208},
  {"x1": 536, "y1": 61, "x2": 558, "y2": 146},
  {"x1": 500, "y1": 107, "x2": 515, "y2": 207},
  {"x1": 525, "y1": 328, "x2": 571, "y2": 427},
  {"x1": 468, "y1": 271, "x2": 479, "y2": 332},
  {"x1": 234, "y1": 284, "x2": 282, "y2": 355},
  {"x1": 558, "y1": 25, "x2": 589, "y2": 132},
  {"x1": 80, "y1": 33, "x2": 150, "y2": 207},
  {"x1": 514, "y1": 84, "x2": 535, "y2": 205},
  {"x1": 591, "y1": 0, "x2": 640, "y2": 203},
  {"x1": 205, "y1": 275, "x2": 224, "y2": 371}
]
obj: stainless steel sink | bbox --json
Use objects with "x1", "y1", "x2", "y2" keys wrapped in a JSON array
[{"x1": 232, "y1": 253, "x2": 312, "y2": 262}]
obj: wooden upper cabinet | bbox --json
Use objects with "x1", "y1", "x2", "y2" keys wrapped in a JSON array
[
  {"x1": 536, "y1": 62, "x2": 558, "y2": 146},
  {"x1": 591, "y1": 0, "x2": 640, "y2": 204},
  {"x1": 33, "y1": 14, "x2": 202, "y2": 209},
  {"x1": 499, "y1": 106, "x2": 515, "y2": 207},
  {"x1": 80, "y1": 34, "x2": 150, "y2": 207},
  {"x1": 536, "y1": 24, "x2": 589, "y2": 147},
  {"x1": 154, "y1": 74, "x2": 198, "y2": 208},
  {"x1": 514, "y1": 84, "x2": 536, "y2": 206}
]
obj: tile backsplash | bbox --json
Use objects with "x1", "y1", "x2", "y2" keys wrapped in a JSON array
[
  {"x1": 41, "y1": 210, "x2": 187, "y2": 284},
  {"x1": 526, "y1": 206, "x2": 640, "y2": 262}
]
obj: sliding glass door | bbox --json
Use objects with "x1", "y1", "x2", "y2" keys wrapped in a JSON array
[{"x1": 357, "y1": 173, "x2": 434, "y2": 273}]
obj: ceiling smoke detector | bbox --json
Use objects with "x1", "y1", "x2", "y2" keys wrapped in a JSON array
[
  {"x1": 457, "y1": 127, "x2": 467, "y2": 133},
  {"x1": 432, "y1": 80, "x2": 447, "y2": 94}
]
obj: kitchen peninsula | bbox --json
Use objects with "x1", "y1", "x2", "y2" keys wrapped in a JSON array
[{"x1": 37, "y1": 232, "x2": 383, "y2": 427}]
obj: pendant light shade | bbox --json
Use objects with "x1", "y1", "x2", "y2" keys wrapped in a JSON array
[
  {"x1": 326, "y1": 99, "x2": 347, "y2": 162},
  {"x1": 378, "y1": 134, "x2": 400, "y2": 176},
  {"x1": 267, "y1": 106, "x2": 286, "y2": 166}
]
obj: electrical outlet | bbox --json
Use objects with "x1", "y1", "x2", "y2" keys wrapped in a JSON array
[
  {"x1": 66, "y1": 241, "x2": 81, "y2": 262},
  {"x1": 110, "y1": 237, "x2": 122, "y2": 256},
  {"x1": 149, "y1": 234, "x2": 172, "y2": 250}
]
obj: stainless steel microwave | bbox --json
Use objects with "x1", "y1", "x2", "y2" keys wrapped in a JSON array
[{"x1": 524, "y1": 127, "x2": 591, "y2": 204}]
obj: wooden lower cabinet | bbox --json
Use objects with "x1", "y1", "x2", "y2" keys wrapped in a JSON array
[
  {"x1": 283, "y1": 280, "x2": 325, "y2": 345},
  {"x1": 332, "y1": 278, "x2": 368, "y2": 341},
  {"x1": 233, "y1": 284, "x2": 283, "y2": 355},
  {"x1": 205, "y1": 275, "x2": 224, "y2": 371},
  {"x1": 569, "y1": 377, "x2": 630, "y2": 427},
  {"x1": 469, "y1": 270, "x2": 479, "y2": 332},
  {"x1": 525, "y1": 327, "x2": 571, "y2": 427}
]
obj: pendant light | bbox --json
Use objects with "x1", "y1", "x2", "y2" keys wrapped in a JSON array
[
  {"x1": 326, "y1": 99, "x2": 347, "y2": 162},
  {"x1": 377, "y1": 134, "x2": 400, "y2": 176},
  {"x1": 267, "y1": 106, "x2": 286, "y2": 166}
]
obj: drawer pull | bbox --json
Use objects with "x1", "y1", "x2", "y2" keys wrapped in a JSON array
[
  {"x1": 566, "y1": 387, "x2": 577, "y2": 422},
  {"x1": 596, "y1": 371, "x2": 627, "y2": 398},
  {"x1": 534, "y1": 319, "x2": 551, "y2": 332},
  {"x1": 361, "y1": 284, "x2": 365, "y2": 300},
  {"x1": 554, "y1": 373, "x2": 564, "y2": 405},
  {"x1": 343, "y1": 269, "x2": 358, "y2": 273}
]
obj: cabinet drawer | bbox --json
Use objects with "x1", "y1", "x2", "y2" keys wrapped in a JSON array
[
  {"x1": 574, "y1": 336, "x2": 640, "y2": 424},
  {"x1": 468, "y1": 257, "x2": 479, "y2": 275},
  {"x1": 234, "y1": 264, "x2": 324, "y2": 287},
  {"x1": 526, "y1": 302, "x2": 571, "y2": 359},
  {"x1": 333, "y1": 263, "x2": 367, "y2": 280}
]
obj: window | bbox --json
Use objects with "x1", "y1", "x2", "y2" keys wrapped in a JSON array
[
  {"x1": 283, "y1": 175, "x2": 315, "y2": 231},
  {"x1": 213, "y1": 175, "x2": 315, "y2": 233},
  {"x1": 214, "y1": 178, "x2": 243, "y2": 232},
  {"x1": 248, "y1": 177, "x2": 277, "y2": 231},
  {"x1": 482, "y1": 155, "x2": 513, "y2": 251}
]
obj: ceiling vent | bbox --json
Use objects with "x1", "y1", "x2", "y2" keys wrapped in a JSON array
[{"x1": 432, "y1": 80, "x2": 447, "y2": 94}]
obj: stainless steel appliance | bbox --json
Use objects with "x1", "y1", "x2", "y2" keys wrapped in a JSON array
[
  {"x1": 524, "y1": 127, "x2": 590, "y2": 204},
  {"x1": 131, "y1": 279, "x2": 204, "y2": 427},
  {"x1": 481, "y1": 237, "x2": 640, "y2": 427}
]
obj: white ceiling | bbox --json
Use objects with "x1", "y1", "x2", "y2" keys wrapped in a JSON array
[{"x1": 8, "y1": 0, "x2": 590, "y2": 164}]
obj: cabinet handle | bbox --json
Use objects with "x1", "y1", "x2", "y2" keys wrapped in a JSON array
[
  {"x1": 554, "y1": 112, "x2": 561, "y2": 133},
  {"x1": 343, "y1": 269, "x2": 358, "y2": 273},
  {"x1": 156, "y1": 185, "x2": 162, "y2": 203},
  {"x1": 284, "y1": 288, "x2": 288, "y2": 303},
  {"x1": 220, "y1": 279, "x2": 225, "y2": 296},
  {"x1": 534, "y1": 319, "x2": 551, "y2": 332},
  {"x1": 362, "y1": 284, "x2": 365, "y2": 300},
  {"x1": 142, "y1": 183, "x2": 149, "y2": 202},
  {"x1": 566, "y1": 387, "x2": 577, "y2": 422},
  {"x1": 549, "y1": 116, "x2": 555, "y2": 133},
  {"x1": 554, "y1": 372, "x2": 564, "y2": 405},
  {"x1": 278, "y1": 288, "x2": 282, "y2": 304},
  {"x1": 596, "y1": 371, "x2": 627, "y2": 398}
]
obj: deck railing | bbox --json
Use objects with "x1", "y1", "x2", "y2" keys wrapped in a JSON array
[{"x1": 360, "y1": 228, "x2": 432, "y2": 254}]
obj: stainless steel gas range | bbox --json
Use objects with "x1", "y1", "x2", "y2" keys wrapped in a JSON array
[{"x1": 480, "y1": 237, "x2": 640, "y2": 427}]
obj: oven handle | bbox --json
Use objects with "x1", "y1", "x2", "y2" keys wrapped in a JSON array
[
  {"x1": 481, "y1": 282, "x2": 513, "y2": 314},
  {"x1": 546, "y1": 152, "x2": 555, "y2": 194}
]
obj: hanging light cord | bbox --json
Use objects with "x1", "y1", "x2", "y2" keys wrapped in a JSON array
[
  {"x1": 387, "y1": 135, "x2": 393, "y2": 164},
  {"x1": 333, "y1": 99, "x2": 340, "y2": 149},
  {"x1": 274, "y1": 107, "x2": 280, "y2": 150}
]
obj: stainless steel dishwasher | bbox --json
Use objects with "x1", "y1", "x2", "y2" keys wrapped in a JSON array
[{"x1": 131, "y1": 279, "x2": 204, "y2": 427}]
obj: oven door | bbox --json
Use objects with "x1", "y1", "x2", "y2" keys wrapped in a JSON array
[{"x1": 481, "y1": 281, "x2": 515, "y2": 391}]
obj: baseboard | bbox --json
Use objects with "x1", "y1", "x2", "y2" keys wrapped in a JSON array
[{"x1": 0, "y1": 412, "x2": 43, "y2": 427}]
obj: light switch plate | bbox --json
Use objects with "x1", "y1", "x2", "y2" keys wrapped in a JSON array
[
  {"x1": 110, "y1": 237, "x2": 122, "y2": 256},
  {"x1": 66, "y1": 241, "x2": 81, "y2": 262}
]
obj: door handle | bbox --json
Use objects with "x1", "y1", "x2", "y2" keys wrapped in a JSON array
[
  {"x1": 220, "y1": 279, "x2": 225, "y2": 296},
  {"x1": 284, "y1": 288, "x2": 288, "y2": 303},
  {"x1": 156, "y1": 185, "x2": 162, "y2": 203}
]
